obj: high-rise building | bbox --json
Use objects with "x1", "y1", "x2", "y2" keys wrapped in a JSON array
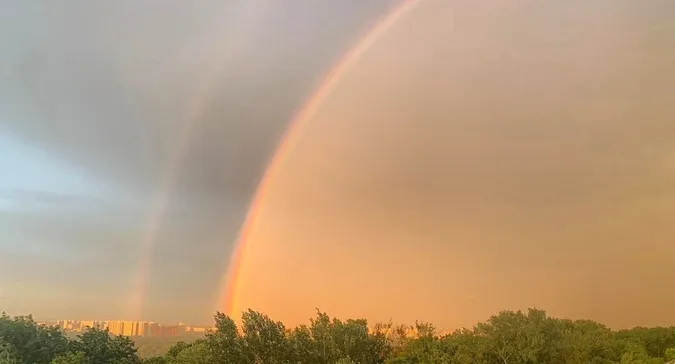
[
  {"x1": 136, "y1": 321, "x2": 149, "y2": 337},
  {"x1": 79, "y1": 321, "x2": 98, "y2": 332},
  {"x1": 56, "y1": 320, "x2": 70, "y2": 331},
  {"x1": 108, "y1": 321, "x2": 125, "y2": 336},
  {"x1": 52, "y1": 318, "x2": 210, "y2": 337},
  {"x1": 121, "y1": 321, "x2": 136, "y2": 336}
]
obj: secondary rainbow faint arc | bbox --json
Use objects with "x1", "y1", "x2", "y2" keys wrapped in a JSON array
[
  {"x1": 220, "y1": 0, "x2": 424, "y2": 317},
  {"x1": 127, "y1": 1, "x2": 271, "y2": 320}
]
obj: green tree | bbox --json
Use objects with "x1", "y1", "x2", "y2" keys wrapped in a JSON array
[
  {"x1": 388, "y1": 321, "x2": 448, "y2": 364},
  {"x1": 620, "y1": 343, "x2": 665, "y2": 364},
  {"x1": 556, "y1": 319, "x2": 616, "y2": 364},
  {"x1": 204, "y1": 312, "x2": 249, "y2": 364},
  {"x1": 51, "y1": 351, "x2": 87, "y2": 364},
  {"x1": 665, "y1": 347, "x2": 675, "y2": 362},
  {"x1": 171, "y1": 341, "x2": 213, "y2": 364},
  {"x1": 373, "y1": 321, "x2": 409, "y2": 358},
  {"x1": 0, "y1": 313, "x2": 70, "y2": 364},
  {"x1": 616, "y1": 327, "x2": 675, "y2": 359},
  {"x1": 165, "y1": 342, "x2": 192, "y2": 359},
  {"x1": 140, "y1": 356, "x2": 167, "y2": 364},
  {"x1": 475, "y1": 309, "x2": 539, "y2": 364},
  {"x1": 288, "y1": 324, "x2": 320, "y2": 363},
  {"x1": 70, "y1": 327, "x2": 139, "y2": 364},
  {"x1": 308, "y1": 309, "x2": 389, "y2": 364},
  {"x1": 240, "y1": 309, "x2": 290, "y2": 363},
  {"x1": 5, "y1": 306, "x2": 675, "y2": 364},
  {"x1": 309, "y1": 310, "x2": 337, "y2": 364},
  {"x1": 0, "y1": 338, "x2": 18, "y2": 364},
  {"x1": 441, "y1": 328, "x2": 490, "y2": 364}
]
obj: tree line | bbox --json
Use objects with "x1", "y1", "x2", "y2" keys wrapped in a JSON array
[{"x1": 2, "y1": 308, "x2": 675, "y2": 364}]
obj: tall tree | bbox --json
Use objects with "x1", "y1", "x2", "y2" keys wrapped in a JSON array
[
  {"x1": 240, "y1": 310, "x2": 290, "y2": 364},
  {"x1": 70, "y1": 327, "x2": 139, "y2": 364},
  {"x1": 0, "y1": 313, "x2": 69, "y2": 364},
  {"x1": 171, "y1": 341, "x2": 213, "y2": 364},
  {"x1": 205, "y1": 312, "x2": 249, "y2": 364}
]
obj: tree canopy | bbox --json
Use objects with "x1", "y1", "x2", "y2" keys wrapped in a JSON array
[{"x1": 2, "y1": 308, "x2": 675, "y2": 364}]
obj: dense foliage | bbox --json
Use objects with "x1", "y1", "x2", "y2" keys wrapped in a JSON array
[
  {"x1": 2, "y1": 309, "x2": 675, "y2": 364},
  {"x1": 0, "y1": 312, "x2": 138, "y2": 364}
]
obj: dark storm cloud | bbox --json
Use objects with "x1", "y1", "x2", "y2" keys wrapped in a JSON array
[
  {"x1": 0, "y1": 0, "x2": 400, "y2": 323},
  {"x1": 0, "y1": 0, "x2": 400, "y2": 200}
]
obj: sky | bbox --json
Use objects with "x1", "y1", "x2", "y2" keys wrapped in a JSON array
[
  {"x1": 2, "y1": 0, "x2": 675, "y2": 330},
  {"x1": 233, "y1": 0, "x2": 675, "y2": 330},
  {"x1": 0, "y1": 0, "x2": 399, "y2": 324}
]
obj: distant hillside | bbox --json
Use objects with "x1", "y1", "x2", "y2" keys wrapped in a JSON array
[{"x1": 133, "y1": 335, "x2": 204, "y2": 358}]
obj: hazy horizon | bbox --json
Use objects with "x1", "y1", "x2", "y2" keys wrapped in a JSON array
[{"x1": 3, "y1": 0, "x2": 675, "y2": 330}]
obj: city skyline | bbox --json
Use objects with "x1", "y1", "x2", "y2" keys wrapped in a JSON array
[{"x1": 36, "y1": 318, "x2": 213, "y2": 338}]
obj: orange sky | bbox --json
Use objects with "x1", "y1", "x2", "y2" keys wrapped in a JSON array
[{"x1": 229, "y1": 0, "x2": 675, "y2": 331}]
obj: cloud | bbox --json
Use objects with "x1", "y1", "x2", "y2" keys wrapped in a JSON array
[
  {"x1": 0, "y1": 0, "x2": 400, "y2": 200},
  {"x1": 232, "y1": 0, "x2": 675, "y2": 329},
  {"x1": 0, "y1": 0, "x2": 400, "y2": 323}
]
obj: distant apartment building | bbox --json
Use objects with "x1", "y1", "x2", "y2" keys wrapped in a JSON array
[
  {"x1": 136, "y1": 321, "x2": 149, "y2": 336},
  {"x1": 53, "y1": 319, "x2": 209, "y2": 337},
  {"x1": 187, "y1": 326, "x2": 206, "y2": 334},
  {"x1": 79, "y1": 321, "x2": 96, "y2": 331},
  {"x1": 107, "y1": 321, "x2": 125, "y2": 336},
  {"x1": 107, "y1": 320, "x2": 149, "y2": 336},
  {"x1": 121, "y1": 321, "x2": 136, "y2": 336},
  {"x1": 56, "y1": 320, "x2": 74, "y2": 331}
]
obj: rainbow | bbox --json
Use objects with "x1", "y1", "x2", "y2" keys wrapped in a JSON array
[
  {"x1": 219, "y1": 0, "x2": 423, "y2": 318},
  {"x1": 128, "y1": 1, "x2": 271, "y2": 320}
]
